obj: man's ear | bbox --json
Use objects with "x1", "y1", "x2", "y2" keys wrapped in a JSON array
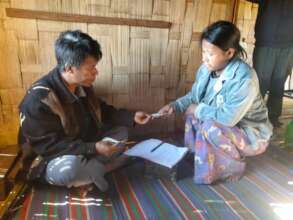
[
  {"x1": 226, "y1": 48, "x2": 236, "y2": 59},
  {"x1": 64, "y1": 65, "x2": 74, "y2": 74}
]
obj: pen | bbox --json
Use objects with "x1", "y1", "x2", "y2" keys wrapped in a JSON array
[
  {"x1": 114, "y1": 140, "x2": 136, "y2": 147},
  {"x1": 151, "y1": 113, "x2": 166, "y2": 118},
  {"x1": 151, "y1": 142, "x2": 164, "y2": 152},
  {"x1": 122, "y1": 141, "x2": 137, "y2": 146},
  {"x1": 117, "y1": 140, "x2": 136, "y2": 145}
]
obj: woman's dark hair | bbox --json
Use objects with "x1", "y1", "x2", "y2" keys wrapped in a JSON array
[
  {"x1": 200, "y1": 20, "x2": 247, "y2": 59},
  {"x1": 55, "y1": 30, "x2": 102, "y2": 72}
]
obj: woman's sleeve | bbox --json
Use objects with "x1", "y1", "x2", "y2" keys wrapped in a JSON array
[
  {"x1": 195, "y1": 75, "x2": 258, "y2": 127},
  {"x1": 170, "y1": 66, "x2": 204, "y2": 113}
]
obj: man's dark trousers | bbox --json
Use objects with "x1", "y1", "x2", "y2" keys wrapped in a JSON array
[{"x1": 253, "y1": 46, "x2": 293, "y2": 126}]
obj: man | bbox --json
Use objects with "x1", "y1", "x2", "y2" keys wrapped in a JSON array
[
  {"x1": 247, "y1": 0, "x2": 293, "y2": 127},
  {"x1": 18, "y1": 30, "x2": 151, "y2": 192}
]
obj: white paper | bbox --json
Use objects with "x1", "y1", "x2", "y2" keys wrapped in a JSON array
[
  {"x1": 102, "y1": 137, "x2": 119, "y2": 144},
  {"x1": 151, "y1": 113, "x2": 165, "y2": 118},
  {"x1": 124, "y1": 138, "x2": 188, "y2": 168}
]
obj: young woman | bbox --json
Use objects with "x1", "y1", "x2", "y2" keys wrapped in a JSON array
[{"x1": 158, "y1": 21, "x2": 273, "y2": 184}]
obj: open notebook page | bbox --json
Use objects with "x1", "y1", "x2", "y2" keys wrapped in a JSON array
[{"x1": 124, "y1": 138, "x2": 188, "y2": 168}]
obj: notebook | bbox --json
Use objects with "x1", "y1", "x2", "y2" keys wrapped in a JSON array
[{"x1": 124, "y1": 138, "x2": 188, "y2": 168}]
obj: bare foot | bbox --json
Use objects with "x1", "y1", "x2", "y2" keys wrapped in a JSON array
[
  {"x1": 73, "y1": 184, "x2": 94, "y2": 198},
  {"x1": 224, "y1": 175, "x2": 242, "y2": 182}
]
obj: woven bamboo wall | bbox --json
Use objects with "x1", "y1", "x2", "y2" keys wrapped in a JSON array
[
  {"x1": 237, "y1": 1, "x2": 293, "y2": 94},
  {"x1": 0, "y1": 0, "x2": 247, "y2": 145},
  {"x1": 236, "y1": 0, "x2": 258, "y2": 65}
]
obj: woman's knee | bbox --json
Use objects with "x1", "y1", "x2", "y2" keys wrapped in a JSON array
[
  {"x1": 185, "y1": 114, "x2": 196, "y2": 122},
  {"x1": 200, "y1": 119, "x2": 219, "y2": 139}
]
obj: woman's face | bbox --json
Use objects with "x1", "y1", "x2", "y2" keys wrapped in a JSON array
[{"x1": 201, "y1": 39, "x2": 235, "y2": 72}]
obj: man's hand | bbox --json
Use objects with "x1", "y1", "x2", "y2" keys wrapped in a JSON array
[
  {"x1": 158, "y1": 104, "x2": 174, "y2": 116},
  {"x1": 95, "y1": 141, "x2": 124, "y2": 157},
  {"x1": 185, "y1": 104, "x2": 197, "y2": 116},
  {"x1": 134, "y1": 111, "x2": 151, "y2": 124}
]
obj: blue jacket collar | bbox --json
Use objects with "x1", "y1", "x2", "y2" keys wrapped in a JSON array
[
  {"x1": 199, "y1": 57, "x2": 241, "y2": 103},
  {"x1": 220, "y1": 57, "x2": 241, "y2": 81}
]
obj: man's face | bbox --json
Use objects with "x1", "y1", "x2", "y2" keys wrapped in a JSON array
[
  {"x1": 201, "y1": 39, "x2": 234, "y2": 72},
  {"x1": 71, "y1": 56, "x2": 99, "y2": 87}
]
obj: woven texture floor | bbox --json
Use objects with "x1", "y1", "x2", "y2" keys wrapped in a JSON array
[{"x1": 12, "y1": 145, "x2": 292, "y2": 220}]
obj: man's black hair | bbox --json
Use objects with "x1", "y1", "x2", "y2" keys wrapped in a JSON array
[{"x1": 55, "y1": 30, "x2": 102, "y2": 72}]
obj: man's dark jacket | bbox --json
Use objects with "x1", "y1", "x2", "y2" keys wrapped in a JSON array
[
  {"x1": 249, "y1": 0, "x2": 293, "y2": 48},
  {"x1": 19, "y1": 67, "x2": 134, "y2": 176}
]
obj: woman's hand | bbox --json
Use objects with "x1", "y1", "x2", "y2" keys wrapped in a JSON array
[
  {"x1": 185, "y1": 104, "x2": 197, "y2": 116},
  {"x1": 95, "y1": 141, "x2": 124, "y2": 157},
  {"x1": 158, "y1": 104, "x2": 174, "y2": 116},
  {"x1": 134, "y1": 111, "x2": 151, "y2": 124}
]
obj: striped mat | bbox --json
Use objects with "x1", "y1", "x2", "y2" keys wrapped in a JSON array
[{"x1": 12, "y1": 146, "x2": 292, "y2": 220}]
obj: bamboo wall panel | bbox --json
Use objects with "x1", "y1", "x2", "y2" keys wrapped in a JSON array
[
  {"x1": 5, "y1": 18, "x2": 37, "y2": 39},
  {"x1": 111, "y1": 26, "x2": 130, "y2": 68},
  {"x1": 0, "y1": 0, "x2": 252, "y2": 145},
  {"x1": 37, "y1": 20, "x2": 87, "y2": 32},
  {"x1": 0, "y1": 2, "x2": 8, "y2": 20},
  {"x1": 181, "y1": 2, "x2": 196, "y2": 48},
  {"x1": 170, "y1": 0, "x2": 185, "y2": 23},
  {"x1": 153, "y1": 0, "x2": 170, "y2": 18},
  {"x1": 129, "y1": 28, "x2": 150, "y2": 75},
  {"x1": 186, "y1": 41, "x2": 202, "y2": 82},
  {"x1": 129, "y1": 0, "x2": 152, "y2": 18},
  {"x1": 210, "y1": 3, "x2": 227, "y2": 23},
  {"x1": 150, "y1": 29, "x2": 168, "y2": 69},
  {"x1": 165, "y1": 40, "x2": 181, "y2": 88},
  {"x1": 236, "y1": 0, "x2": 257, "y2": 65},
  {"x1": 110, "y1": 0, "x2": 129, "y2": 15},
  {"x1": 193, "y1": 0, "x2": 213, "y2": 32},
  {"x1": 39, "y1": 32, "x2": 59, "y2": 74},
  {"x1": 89, "y1": 25, "x2": 113, "y2": 96},
  {"x1": 0, "y1": 30, "x2": 22, "y2": 89},
  {"x1": 19, "y1": 40, "x2": 39, "y2": 64},
  {"x1": 11, "y1": 0, "x2": 35, "y2": 10}
]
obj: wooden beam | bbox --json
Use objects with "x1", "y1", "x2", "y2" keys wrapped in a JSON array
[
  {"x1": 232, "y1": 0, "x2": 240, "y2": 23},
  {"x1": 6, "y1": 8, "x2": 172, "y2": 29},
  {"x1": 213, "y1": 0, "x2": 227, "y2": 3}
]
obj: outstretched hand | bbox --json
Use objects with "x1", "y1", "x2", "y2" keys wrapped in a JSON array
[
  {"x1": 134, "y1": 111, "x2": 151, "y2": 125},
  {"x1": 95, "y1": 141, "x2": 124, "y2": 157},
  {"x1": 185, "y1": 104, "x2": 197, "y2": 116},
  {"x1": 158, "y1": 104, "x2": 174, "y2": 116}
]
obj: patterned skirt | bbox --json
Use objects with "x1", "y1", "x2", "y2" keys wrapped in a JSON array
[{"x1": 184, "y1": 115, "x2": 268, "y2": 184}]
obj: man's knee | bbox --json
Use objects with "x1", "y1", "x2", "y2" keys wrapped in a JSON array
[{"x1": 46, "y1": 155, "x2": 79, "y2": 186}]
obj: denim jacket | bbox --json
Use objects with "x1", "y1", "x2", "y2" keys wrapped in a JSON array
[{"x1": 172, "y1": 58, "x2": 273, "y2": 150}]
